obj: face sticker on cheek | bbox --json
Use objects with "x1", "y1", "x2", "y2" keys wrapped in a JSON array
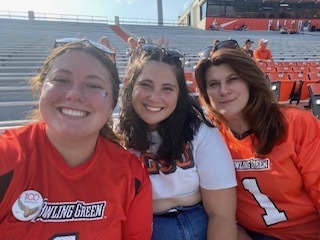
[
  {"x1": 42, "y1": 81, "x2": 53, "y2": 91},
  {"x1": 101, "y1": 90, "x2": 108, "y2": 98}
]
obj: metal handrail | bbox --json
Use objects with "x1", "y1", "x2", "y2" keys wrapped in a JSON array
[{"x1": 0, "y1": 10, "x2": 180, "y2": 26}]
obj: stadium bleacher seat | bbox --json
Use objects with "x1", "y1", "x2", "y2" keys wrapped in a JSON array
[
  {"x1": 267, "y1": 72, "x2": 290, "y2": 81},
  {"x1": 308, "y1": 72, "x2": 320, "y2": 81},
  {"x1": 184, "y1": 71, "x2": 198, "y2": 96},
  {"x1": 308, "y1": 83, "x2": 320, "y2": 119},
  {"x1": 2, "y1": 17, "x2": 320, "y2": 131},
  {"x1": 292, "y1": 66, "x2": 309, "y2": 73},
  {"x1": 275, "y1": 66, "x2": 292, "y2": 73},
  {"x1": 270, "y1": 80, "x2": 295, "y2": 102}
]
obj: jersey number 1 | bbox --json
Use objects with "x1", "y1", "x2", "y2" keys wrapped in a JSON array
[{"x1": 242, "y1": 178, "x2": 288, "y2": 226}]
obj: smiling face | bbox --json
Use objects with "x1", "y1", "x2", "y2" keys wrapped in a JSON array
[
  {"x1": 205, "y1": 63, "x2": 249, "y2": 121},
  {"x1": 39, "y1": 50, "x2": 114, "y2": 140},
  {"x1": 132, "y1": 61, "x2": 179, "y2": 130}
]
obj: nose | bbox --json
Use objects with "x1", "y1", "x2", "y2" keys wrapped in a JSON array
[
  {"x1": 148, "y1": 89, "x2": 162, "y2": 102},
  {"x1": 219, "y1": 83, "x2": 231, "y2": 96},
  {"x1": 64, "y1": 84, "x2": 86, "y2": 102}
]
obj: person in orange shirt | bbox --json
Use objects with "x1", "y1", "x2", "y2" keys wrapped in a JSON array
[
  {"x1": 195, "y1": 48, "x2": 320, "y2": 240},
  {"x1": 0, "y1": 39, "x2": 152, "y2": 240},
  {"x1": 253, "y1": 38, "x2": 273, "y2": 62}
]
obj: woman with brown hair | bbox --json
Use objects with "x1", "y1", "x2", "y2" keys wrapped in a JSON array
[{"x1": 195, "y1": 48, "x2": 320, "y2": 240}]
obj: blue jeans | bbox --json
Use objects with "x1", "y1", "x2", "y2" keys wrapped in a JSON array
[{"x1": 152, "y1": 203, "x2": 208, "y2": 240}]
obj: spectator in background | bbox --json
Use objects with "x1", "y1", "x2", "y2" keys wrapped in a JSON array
[
  {"x1": 126, "y1": 36, "x2": 138, "y2": 65},
  {"x1": 0, "y1": 40, "x2": 152, "y2": 239},
  {"x1": 242, "y1": 39, "x2": 254, "y2": 58},
  {"x1": 99, "y1": 36, "x2": 117, "y2": 63},
  {"x1": 212, "y1": 39, "x2": 220, "y2": 48},
  {"x1": 253, "y1": 38, "x2": 273, "y2": 62},
  {"x1": 195, "y1": 48, "x2": 320, "y2": 240},
  {"x1": 137, "y1": 37, "x2": 146, "y2": 49},
  {"x1": 198, "y1": 39, "x2": 220, "y2": 60}
]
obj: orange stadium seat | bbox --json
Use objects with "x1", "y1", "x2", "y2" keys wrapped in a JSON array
[
  {"x1": 300, "y1": 80, "x2": 319, "y2": 100},
  {"x1": 257, "y1": 62, "x2": 268, "y2": 67},
  {"x1": 308, "y1": 66, "x2": 320, "y2": 73},
  {"x1": 308, "y1": 83, "x2": 320, "y2": 119},
  {"x1": 309, "y1": 61, "x2": 320, "y2": 67},
  {"x1": 266, "y1": 62, "x2": 281, "y2": 67},
  {"x1": 267, "y1": 72, "x2": 289, "y2": 82},
  {"x1": 184, "y1": 71, "x2": 198, "y2": 96},
  {"x1": 308, "y1": 72, "x2": 320, "y2": 81},
  {"x1": 295, "y1": 62, "x2": 309, "y2": 67},
  {"x1": 292, "y1": 66, "x2": 309, "y2": 73},
  {"x1": 276, "y1": 66, "x2": 292, "y2": 73},
  {"x1": 270, "y1": 80, "x2": 295, "y2": 102},
  {"x1": 281, "y1": 61, "x2": 297, "y2": 67},
  {"x1": 288, "y1": 72, "x2": 317, "y2": 101},
  {"x1": 288, "y1": 72, "x2": 309, "y2": 81},
  {"x1": 260, "y1": 65, "x2": 277, "y2": 73}
]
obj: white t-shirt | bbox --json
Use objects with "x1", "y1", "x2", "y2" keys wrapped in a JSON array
[{"x1": 132, "y1": 123, "x2": 237, "y2": 200}]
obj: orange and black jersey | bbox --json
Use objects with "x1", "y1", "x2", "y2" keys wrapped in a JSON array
[
  {"x1": 220, "y1": 108, "x2": 320, "y2": 240},
  {"x1": 0, "y1": 122, "x2": 152, "y2": 240}
]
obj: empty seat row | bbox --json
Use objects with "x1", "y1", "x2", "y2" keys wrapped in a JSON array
[
  {"x1": 257, "y1": 61, "x2": 320, "y2": 67},
  {"x1": 260, "y1": 65, "x2": 320, "y2": 74},
  {"x1": 267, "y1": 72, "x2": 320, "y2": 82}
]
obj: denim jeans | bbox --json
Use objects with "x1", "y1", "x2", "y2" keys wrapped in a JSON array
[{"x1": 152, "y1": 203, "x2": 208, "y2": 240}]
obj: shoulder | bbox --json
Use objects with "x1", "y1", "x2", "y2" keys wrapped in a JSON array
[
  {"x1": 195, "y1": 122, "x2": 216, "y2": 136},
  {"x1": 0, "y1": 122, "x2": 44, "y2": 174},
  {"x1": 98, "y1": 138, "x2": 147, "y2": 175},
  {"x1": 1, "y1": 122, "x2": 44, "y2": 146},
  {"x1": 193, "y1": 123, "x2": 225, "y2": 145},
  {"x1": 281, "y1": 107, "x2": 318, "y2": 125},
  {"x1": 281, "y1": 107, "x2": 319, "y2": 137}
]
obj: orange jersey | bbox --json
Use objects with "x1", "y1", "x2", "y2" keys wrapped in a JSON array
[
  {"x1": 0, "y1": 122, "x2": 152, "y2": 240},
  {"x1": 219, "y1": 108, "x2": 320, "y2": 239},
  {"x1": 253, "y1": 48, "x2": 272, "y2": 60}
]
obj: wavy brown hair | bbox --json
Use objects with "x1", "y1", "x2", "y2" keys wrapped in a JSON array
[
  {"x1": 195, "y1": 49, "x2": 285, "y2": 155},
  {"x1": 29, "y1": 41, "x2": 122, "y2": 144}
]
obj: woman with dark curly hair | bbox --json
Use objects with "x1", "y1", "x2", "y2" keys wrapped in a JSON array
[{"x1": 119, "y1": 43, "x2": 237, "y2": 240}]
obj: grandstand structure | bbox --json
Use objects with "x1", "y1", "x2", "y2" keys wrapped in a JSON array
[
  {"x1": 178, "y1": 0, "x2": 320, "y2": 31},
  {"x1": 0, "y1": 15, "x2": 320, "y2": 132}
]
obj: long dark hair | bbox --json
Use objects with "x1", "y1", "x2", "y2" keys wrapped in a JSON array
[
  {"x1": 195, "y1": 49, "x2": 285, "y2": 155},
  {"x1": 119, "y1": 50, "x2": 212, "y2": 166}
]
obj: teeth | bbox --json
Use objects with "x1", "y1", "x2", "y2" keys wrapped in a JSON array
[
  {"x1": 146, "y1": 105, "x2": 161, "y2": 112},
  {"x1": 61, "y1": 108, "x2": 87, "y2": 117}
]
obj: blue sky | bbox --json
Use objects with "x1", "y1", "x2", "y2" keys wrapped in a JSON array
[{"x1": 1, "y1": 0, "x2": 191, "y2": 21}]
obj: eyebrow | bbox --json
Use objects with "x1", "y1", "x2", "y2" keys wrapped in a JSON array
[
  {"x1": 52, "y1": 68, "x2": 102, "y2": 80},
  {"x1": 162, "y1": 83, "x2": 178, "y2": 88},
  {"x1": 138, "y1": 79, "x2": 178, "y2": 88}
]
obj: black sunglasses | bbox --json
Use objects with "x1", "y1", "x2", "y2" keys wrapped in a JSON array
[
  {"x1": 141, "y1": 43, "x2": 185, "y2": 68},
  {"x1": 213, "y1": 39, "x2": 240, "y2": 51},
  {"x1": 54, "y1": 38, "x2": 115, "y2": 56},
  {"x1": 199, "y1": 39, "x2": 240, "y2": 60}
]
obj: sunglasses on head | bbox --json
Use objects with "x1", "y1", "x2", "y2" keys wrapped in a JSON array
[
  {"x1": 141, "y1": 43, "x2": 185, "y2": 68},
  {"x1": 213, "y1": 39, "x2": 240, "y2": 51},
  {"x1": 199, "y1": 39, "x2": 240, "y2": 60},
  {"x1": 54, "y1": 38, "x2": 115, "y2": 56}
]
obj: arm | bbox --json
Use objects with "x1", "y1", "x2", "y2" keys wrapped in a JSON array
[
  {"x1": 201, "y1": 187, "x2": 237, "y2": 240},
  {"x1": 293, "y1": 112, "x2": 320, "y2": 211},
  {"x1": 122, "y1": 165, "x2": 153, "y2": 240},
  {"x1": 267, "y1": 50, "x2": 273, "y2": 62},
  {"x1": 195, "y1": 125, "x2": 238, "y2": 239}
]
